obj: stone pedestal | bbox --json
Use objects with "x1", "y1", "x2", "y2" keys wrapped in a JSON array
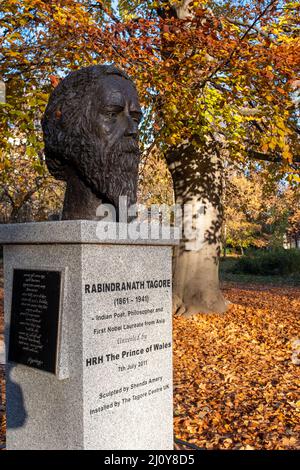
[{"x1": 0, "y1": 221, "x2": 177, "y2": 450}]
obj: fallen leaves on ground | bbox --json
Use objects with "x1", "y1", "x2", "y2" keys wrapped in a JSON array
[
  {"x1": 174, "y1": 283, "x2": 300, "y2": 450},
  {"x1": 0, "y1": 364, "x2": 5, "y2": 450},
  {"x1": 0, "y1": 279, "x2": 5, "y2": 450}
]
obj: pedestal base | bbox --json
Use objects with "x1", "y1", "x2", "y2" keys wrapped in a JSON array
[{"x1": 1, "y1": 221, "x2": 176, "y2": 450}]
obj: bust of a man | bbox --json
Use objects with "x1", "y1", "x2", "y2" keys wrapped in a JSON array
[{"x1": 42, "y1": 65, "x2": 142, "y2": 220}]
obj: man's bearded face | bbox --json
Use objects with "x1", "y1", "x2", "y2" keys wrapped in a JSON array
[{"x1": 74, "y1": 74, "x2": 142, "y2": 209}]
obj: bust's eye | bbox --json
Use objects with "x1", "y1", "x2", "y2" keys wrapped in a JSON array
[
  {"x1": 131, "y1": 112, "x2": 142, "y2": 123},
  {"x1": 106, "y1": 111, "x2": 118, "y2": 119}
]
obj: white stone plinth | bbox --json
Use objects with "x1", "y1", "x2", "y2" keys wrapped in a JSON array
[{"x1": 0, "y1": 221, "x2": 177, "y2": 450}]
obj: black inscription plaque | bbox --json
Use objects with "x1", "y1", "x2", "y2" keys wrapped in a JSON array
[{"x1": 8, "y1": 269, "x2": 62, "y2": 374}]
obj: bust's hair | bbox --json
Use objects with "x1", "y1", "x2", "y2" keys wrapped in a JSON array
[{"x1": 41, "y1": 64, "x2": 134, "y2": 181}]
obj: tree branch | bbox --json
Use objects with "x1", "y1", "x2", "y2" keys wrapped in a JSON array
[
  {"x1": 197, "y1": 0, "x2": 280, "y2": 89},
  {"x1": 249, "y1": 150, "x2": 300, "y2": 163}
]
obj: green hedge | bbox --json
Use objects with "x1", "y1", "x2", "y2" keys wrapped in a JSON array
[{"x1": 232, "y1": 249, "x2": 300, "y2": 276}]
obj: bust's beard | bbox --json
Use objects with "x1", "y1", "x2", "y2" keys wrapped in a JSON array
[{"x1": 75, "y1": 137, "x2": 140, "y2": 212}]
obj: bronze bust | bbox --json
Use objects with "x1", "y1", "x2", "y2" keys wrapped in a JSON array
[{"x1": 41, "y1": 65, "x2": 142, "y2": 221}]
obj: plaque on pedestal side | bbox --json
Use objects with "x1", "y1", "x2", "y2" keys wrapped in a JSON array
[{"x1": 8, "y1": 269, "x2": 62, "y2": 374}]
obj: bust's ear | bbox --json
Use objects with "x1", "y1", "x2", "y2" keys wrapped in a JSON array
[{"x1": 55, "y1": 109, "x2": 62, "y2": 120}]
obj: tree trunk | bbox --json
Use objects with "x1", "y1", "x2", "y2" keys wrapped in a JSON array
[
  {"x1": 10, "y1": 205, "x2": 21, "y2": 223},
  {"x1": 222, "y1": 223, "x2": 227, "y2": 258},
  {"x1": 157, "y1": 1, "x2": 227, "y2": 315},
  {"x1": 166, "y1": 139, "x2": 227, "y2": 315}
]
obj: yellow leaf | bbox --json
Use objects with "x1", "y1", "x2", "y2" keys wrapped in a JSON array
[
  {"x1": 292, "y1": 175, "x2": 300, "y2": 182},
  {"x1": 282, "y1": 149, "x2": 292, "y2": 160}
]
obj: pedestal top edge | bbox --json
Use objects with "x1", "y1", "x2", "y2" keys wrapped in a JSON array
[{"x1": 0, "y1": 220, "x2": 179, "y2": 246}]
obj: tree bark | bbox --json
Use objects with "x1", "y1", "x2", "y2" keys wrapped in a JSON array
[
  {"x1": 223, "y1": 223, "x2": 227, "y2": 258},
  {"x1": 157, "y1": 1, "x2": 227, "y2": 315},
  {"x1": 166, "y1": 139, "x2": 227, "y2": 315}
]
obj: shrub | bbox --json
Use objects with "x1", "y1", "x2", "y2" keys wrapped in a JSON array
[{"x1": 232, "y1": 249, "x2": 300, "y2": 276}]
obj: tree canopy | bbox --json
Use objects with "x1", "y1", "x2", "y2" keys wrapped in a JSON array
[{"x1": 1, "y1": 1, "x2": 300, "y2": 172}]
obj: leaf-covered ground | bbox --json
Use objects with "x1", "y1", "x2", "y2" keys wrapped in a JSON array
[
  {"x1": 174, "y1": 283, "x2": 300, "y2": 450},
  {"x1": 0, "y1": 363, "x2": 4, "y2": 451},
  {"x1": 0, "y1": 279, "x2": 299, "y2": 450},
  {"x1": 0, "y1": 280, "x2": 5, "y2": 450}
]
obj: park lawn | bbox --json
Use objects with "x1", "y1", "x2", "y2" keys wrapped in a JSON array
[{"x1": 0, "y1": 273, "x2": 300, "y2": 450}]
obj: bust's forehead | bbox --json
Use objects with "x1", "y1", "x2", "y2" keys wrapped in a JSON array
[{"x1": 96, "y1": 74, "x2": 140, "y2": 110}]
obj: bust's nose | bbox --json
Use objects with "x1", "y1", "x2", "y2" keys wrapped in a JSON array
[
  {"x1": 122, "y1": 102, "x2": 139, "y2": 137},
  {"x1": 124, "y1": 114, "x2": 138, "y2": 137}
]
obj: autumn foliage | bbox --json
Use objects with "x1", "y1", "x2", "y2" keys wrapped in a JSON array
[
  {"x1": 1, "y1": 0, "x2": 300, "y2": 172},
  {"x1": 1, "y1": 0, "x2": 300, "y2": 450}
]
